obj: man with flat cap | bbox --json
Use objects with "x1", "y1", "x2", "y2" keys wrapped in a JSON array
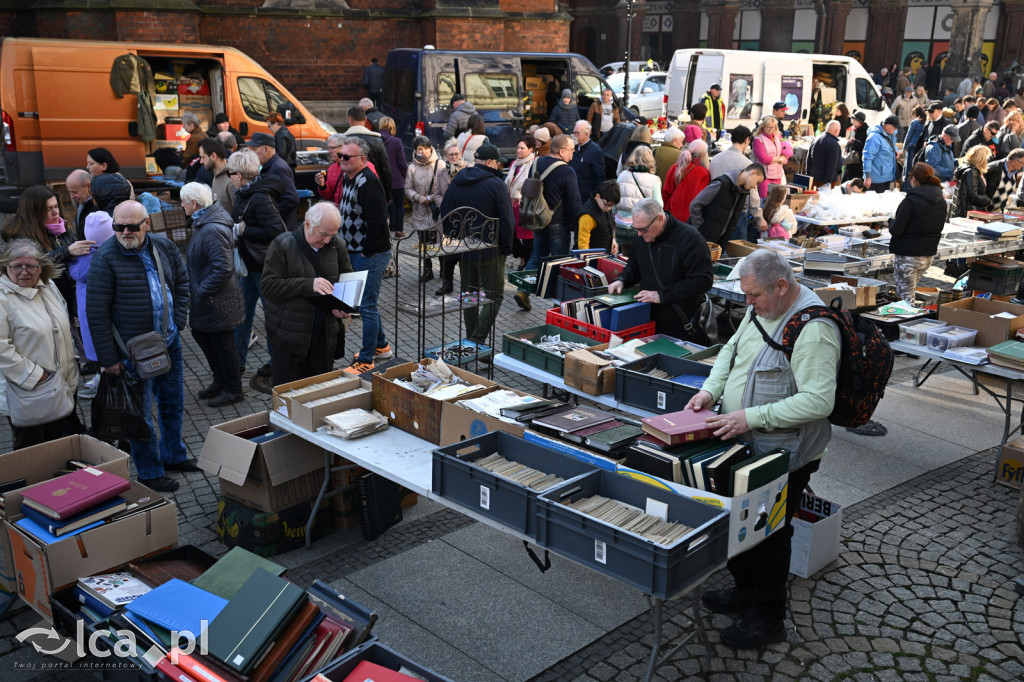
[{"x1": 247, "y1": 132, "x2": 298, "y2": 230}]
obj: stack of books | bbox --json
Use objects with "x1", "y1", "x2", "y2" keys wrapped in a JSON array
[
  {"x1": 976, "y1": 222, "x2": 1022, "y2": 241},
  {"x1": 530, "y1": 406, "x2": 644, "y2": 457},
  {"x1": 537, "y1": 257, "x2": 584, "y2": 299},
  {"x1": 987, "y1": 340, "x2": 1024, "y2": 369}
]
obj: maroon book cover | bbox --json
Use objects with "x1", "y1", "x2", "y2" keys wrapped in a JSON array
[
  {"x1": 20, "y1": 467, "x2": 130, "y2": 520},
  {"x1": 641, "y1": 409, "x2": 714, "y2": 446}
]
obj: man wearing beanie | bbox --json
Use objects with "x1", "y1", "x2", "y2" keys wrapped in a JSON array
[
  {"x1": 549, "y1": 88, "x2": 578, "y2": 134},
  {"x1": 206, "y1": 112, "x2": 245, "y2": 148}
]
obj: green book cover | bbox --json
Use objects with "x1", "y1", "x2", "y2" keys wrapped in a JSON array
[
  {"x1": 591, "y1": 289, "x2": 640, "y2": 307},
  {"x1": 585, "y1": 424, "x2": 644, "y2": 451},
  {"x1": 191, "y1": 547, "x2": 286, "y2": 600},
  {"x1": 637, "y1": 339, "x2": 692, "y2": 358},
  {"x1": 732, "y1": 449, "x2": 790, "y2": 495},
  {"x1": 988, "y1": 340, "x2": 1024, "y2": 360}
]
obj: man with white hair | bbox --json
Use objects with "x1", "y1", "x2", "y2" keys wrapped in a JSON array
[
  {"x1": 66, "y1": 169, "x2": 96, "y2": 235},
  {"x1": 217, "y1": 130, "x2": 238, "y2": 155},
  {"x1": 261, "y1": 201, "x2": 353, "y2": 384},
  {"x1": 569, "y1": 120, "x2": 605, "y2": 201},
  {"x1": 654, "y1": 126, "x2": 685, "y2": 182},
  {"x1": 360, "y1": 96, "x2": 385, "y2": 132},
  {"x1": 686, "y1": 248, "x2": 840, "y2": 649},
  {"x1": 805, "y1": 120, "x2": 843, "y2": 187},
  {"x1": 87, "y1": 200, "x2": 192, "y2": 493}
]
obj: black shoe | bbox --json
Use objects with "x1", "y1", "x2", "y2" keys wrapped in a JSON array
[
  {"x1": 256, "y1": 363, "x2": 273, "y2": 377},
  {"x1": 419, "y1": 271, "x2": 435, "y2": 283},
  {"x1": 197, "y1": 383, "x2": 222, "y2": 400},
  {"x1": 513, "y1": 291, "x2": 531, "y2": 311},
  {"x1": 720, "y1": 613, "x2": 786, "y2": 650},
  {"x1": 209, "y1": 392, "x2": 245, "y2": 408},
  {"x1": 139, "y1": 476, "x2": 180, "y2": 493},
  {"x1": 434, "y1": 280, "x2": 454, "y2": 296},
  {"x1": 165, "y1": 459, "x2": 203, "y2": 473},
  {"x1": 701, "y1": 588, "x2": 752, "y2": 616}
]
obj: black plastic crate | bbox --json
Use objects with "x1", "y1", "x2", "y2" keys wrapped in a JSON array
[
  {"x1": 967, "y1": 263, "x2": 1024, "y2": 296},
  {"x1": 501, "y1": 324, "x2": 600, "y2": 377},
  {"x1": 432, "y1": 431, "x2": 596, "y2": 538},
  {"x1": 536, "y1": 470, "x2": 728, "y2": 600},
  {"x1": 556, "y1": 277, "x2": 609, "y2": 303},
  {"x1": 615, "y1": 354, "x2": 714, "y2": 413},
  {"x1": 304, "y1": 638, "x2": 454, "y2": 682}
]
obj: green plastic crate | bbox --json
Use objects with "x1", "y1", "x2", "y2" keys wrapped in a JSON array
[
  {"x1": 501, "y1": 324, "x2": 600, "y2": 377},
  {"x1": 507, "y1": 269, "x2": 539, "y2": 293}
]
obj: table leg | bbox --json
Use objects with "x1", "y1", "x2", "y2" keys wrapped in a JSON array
[
  {"x1": 912, "y1": 359, "x2": 941, "y2": 388},
  {"x1": 306, "y1": 450, "x2": 332, "y2": 550},
  {"x1": 693, "y1": 587, "x2": 712, "y2": 670},
  {"x1": 642, "y1": 596, "x2": 662, "y2": 682}
]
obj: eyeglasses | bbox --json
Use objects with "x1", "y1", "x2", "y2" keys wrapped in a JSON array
[
  {"x1": 112, "y1": 219, "x2": 146, "y2": 233},
  {"x1": 338, "y1": 153, "x2": 365, "y2": 161},
  {"x1": 633, "y1": 215, "x2": 660, "y2": 234},
  {"x1": 227, "y1": 171, "x2": 242, "y2": 177},
  {"x1": 7, "y1": 264, "x2": 40, "y2": 273}
]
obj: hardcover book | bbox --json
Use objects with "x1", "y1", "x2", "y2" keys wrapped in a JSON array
[
  {"x1": 78, "y1": 572, "x2": 152, "y2": 610},
  {"x1": 191, "y1": 547, "x2": 286, "y2": 600},
  {"x1": 20, "y1": 496, "x2": 125, "y2": 536},
  {"x1": 732, "y1": 449, "x2": 790, "y2": 495},
  {"x1": 250, "y1": 600, "x2": 323, "y2": 682},
  {"x1": 20, "y1": 467, "x2": 130, "y2": 520},
  {"x1": 532, "y1": 406, "x2": 616, "y2": 434},
  {"x1": 636, "y1": 339, "x2": 691, "y2": 358},
  {"x1": 642, "y1": 408, "x2": 715, "y2": 446},
  {"x1": 126, "y1": 579, "x2": 229, "y2": 642}
]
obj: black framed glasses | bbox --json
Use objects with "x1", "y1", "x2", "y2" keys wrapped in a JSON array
[
  {"x1": 112, "y1": 219, "x2": 146, "y2": 233},
  {"x1": 633, "y1": 215, "x2": 661, "y2": 234},
  {"x1": 6, "y1": 264, "x2": 40, "y2": 273},
  {"x1": 338, "y1": 153, "x2": 365, "y2": 161}
]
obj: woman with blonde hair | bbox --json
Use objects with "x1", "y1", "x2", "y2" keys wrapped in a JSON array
[
  {"x1": 662, "y1": 139, "x2": 709, "y2": 223},
  {"x1": 751, "y1": 115, "x2": 792, "y2": 199},
  {"x1": 614, "y1": 145, "x2": 662, "y2": 257},
  {"x1": 952, "y1": 145, "x2": 992, "y2": 217},
  {"x1": 998, "y1": 111, "x2": 1023, "y2": 155},
  {"x1": 616, "y1": 124, "x2": 653, "y2": 175},
  {"x1": 377, "y1": 115, "x2": 409, "y2": 237}
]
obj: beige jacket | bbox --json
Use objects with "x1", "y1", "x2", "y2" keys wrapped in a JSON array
[{"x1": 0, "y1": 275, "x2": 78, "y2": 415}]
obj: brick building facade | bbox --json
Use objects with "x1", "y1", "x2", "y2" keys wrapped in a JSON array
[{"x1": 0, "y1": 0, "x2": 571, "y2": 102}]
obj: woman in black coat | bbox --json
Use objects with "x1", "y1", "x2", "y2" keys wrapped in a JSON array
[
  {"x1": 889, "y1": 163, "x2": 948, "y2": 303},
  {"x1": 951, "y1": 145, "x2": 992, "y2": 217},
  {"x1": 226, "y1": 148, "x2": 288, "y2": 374},
  {"x1": 181, "y1": 182, "x2": 245, "y2": 407},
  {"x1": 266, "y1": 113, "x2": 297, "y2": 169},
  {"x1": 841, "y1": 112, "x2": 869, "y2": 183}
]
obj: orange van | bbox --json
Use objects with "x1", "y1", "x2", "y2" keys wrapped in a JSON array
[{"x1": 0, "y1": 37, "x2": 332, "y2": 210}]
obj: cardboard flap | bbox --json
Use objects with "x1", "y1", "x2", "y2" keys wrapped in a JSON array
[
  {"x1": 199, "y1": 413, "x2": 268, "y2": 486},
  {"x1": 260, "y1": 437, "x2": 324, "y2": 486}
]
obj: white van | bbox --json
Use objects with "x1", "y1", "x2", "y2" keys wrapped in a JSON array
[{"x1": 664, "y1": 49, "x2": 890, "y2": 128}]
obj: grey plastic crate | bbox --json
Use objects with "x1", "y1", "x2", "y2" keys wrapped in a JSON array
[
  {"x1": 556, "y1": 277, "x2": 609, "y2": 302},
  {"x1": 432, "y1": 431, "x2": 597, "y2": 538},
  {"x1": 615, "y1": 354, "x2": 714, "y2": 413},
  {"x1": 308, "y1": 639, "x2": 454, "y2": 682},
  {"x1": 501, "y1": 324, "x2": 600, "y2": 376},
  {"x1": 536, "y1": 470, "x2": 728, "y2": 599}
]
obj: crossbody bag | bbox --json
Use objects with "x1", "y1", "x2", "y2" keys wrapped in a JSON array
[{"x1": 113, "y1": 245, "x2": 171, "y2": 380}]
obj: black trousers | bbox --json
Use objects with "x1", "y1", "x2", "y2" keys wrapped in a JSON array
[
  {"x1": 192, "y1": 328, "x2": 242, "y2": 395},
  {"x1": 270, "y1": 321, "x2": 332, "y2": 386},
  {"x1": 9, "y1": 403, "x2": 84, "y2": 450},
  {"x1": 870, "y1": 181, "x2": 892, "y2": 193},
  {"x1": 726, "y1": 458, "x2": 820, "y2": 622}
]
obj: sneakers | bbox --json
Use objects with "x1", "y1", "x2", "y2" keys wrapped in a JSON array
[
  {"x1": 344, "y1": 361, "x2": 376, "y2": 375},
  {"x1": 139, "y1": 476, "x2": 179, "y2": 493},
  {"x1": 77, "y1": 374, "x2": 100, "y2": 400},
  {"x1": 720, "y1": 613, "x2": 786, "y2": 649},
  {"x1": 197, "y1": 383, "x2": 223, "y2": 400},
  {"x1": 248, "y1": 330, "x2": 258, "y2": 349},
  {"x1": 354, "y1": 344, "x2": 393, "y2": 361},
  {"x1": 702, "y1": 588, "x2": 752, "y2": 616},
  {"x1": 514, "y1": 291, "x2": 531, "y2": 311},
  {"x1": 209, "y1": 392, "x2": 244, "y2": 408}
]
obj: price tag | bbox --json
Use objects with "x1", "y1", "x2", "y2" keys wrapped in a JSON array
[
  {"x1": 479, "y1": 485, "x2": 490, "y2": 510},
  {"x1": 657, "y1": 391, "x2": 666, "y2": 410},
  {"x1": 594, "y1": 539, "x2": 607, "y2": 564}
]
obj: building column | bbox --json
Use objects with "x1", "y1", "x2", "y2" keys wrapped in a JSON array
[
  {"x1": 995, "y1": 0, "x2": 1024, "y2": 73},
  {"x1": 705, "y1": 0, "x2": 739, "y2": 50},
  {"x1": 671, "y1": 3, "x2": 701, "y2": 51},
  {"x1": 941, "y1": 0, "x2": 991, "y2": 91},
  {"x1": 864, "y1": 0, "x2": 908, "y2": 75},
  {"x1": 814, "y1": 0, "x2": 853, "y2": 56},
  {"x1": 760, "y1": 0, "x2": 795, "y2": 53}
]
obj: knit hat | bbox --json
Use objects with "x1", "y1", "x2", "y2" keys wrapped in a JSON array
[
  {"x1": 883, "y1": 115, "x2": 900, "y2": 128},
  {"x1": 475, "y1": 143, "x2": 501, "y2": 161}
]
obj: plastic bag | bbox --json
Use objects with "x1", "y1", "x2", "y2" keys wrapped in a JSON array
[{"x1": 91, "y1": 373, "x2": 151, "y2": 442}]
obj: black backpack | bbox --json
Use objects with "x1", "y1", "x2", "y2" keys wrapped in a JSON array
[
  {"x1": 913, "y1": 136, "x2": 937, "y2": 167},
  {"x1": 751, "y1": 299, "x2": 894, "y2": 427}
]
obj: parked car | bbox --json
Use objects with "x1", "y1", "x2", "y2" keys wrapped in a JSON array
[
  {"x1": 602, "y1": 71, "x2": 667, "y2": 119},
  {"x1": 599, "y1": 60, "x2": 662, "y2": 77}
]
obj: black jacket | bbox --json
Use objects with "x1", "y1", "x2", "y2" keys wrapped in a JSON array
[
  {"x1": 616, "y1": 214, "x2": 713, "y2": 339},
  {"x1": 689, "y1": 168, "x2": 751, "y2": 245},
  {"x1": 232, "y1": 175, "x2": 288, "y2": 272},
  {"x1": 962, "y1": 128, "x2": 1000, "y2": 159},
  {"x1": 952, "y1": 164, "x2": 990, "y2": 217},
  {"x1": 260, "y1": 153, "x2": 299, "y2": 230},
  {"x1": 806, "y1": 132, "x2": 842, "y2": 186},
  {"x1": 923, "y1": 116, "x2": 952, "y2": 143},
  {"x1": 569, "y1": 140, "x2": 606, "y2": 200},
  {"x1": 261, "y1": 229, "x2": 353, "y2": 359},
  {"x1": 345, "y1": 130, "x2": 393, "y2": 200},
  {"x1": 439, "y1": 164, "x2": 514, "y2": 256},
  {"x1": 87, "y1": 234, "x2": 189, "y2": 368},
  {"x1": 185, "y1": 204, "x2": 245, "y2": 333},
  {"x1": 889, "y1": 184, "x2": 947, "y2": 257},
  {"x1": 533, "y1": 156, "x2": 583, "y2": 227},
  {"x1": 274, "y1": 126, "x2": 298, "y2": 168},
  {"x1": 576, "y1": 197, "x2": 614, "y2": 251}
]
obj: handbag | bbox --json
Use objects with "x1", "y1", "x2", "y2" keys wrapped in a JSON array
[
  {"x1": 6, "y1": 296, "x2": 74, "y2": 427},
  {"x1": 113, "y1": 243, "x2": 172, "y2": 380},
  {"x1": 233, "y1": 246, "x2": 248, "y2": 277}
]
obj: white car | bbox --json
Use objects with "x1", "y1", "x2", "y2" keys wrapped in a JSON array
[{"x1": 602, "y1": 71, "x2": 667, "y2": 119}]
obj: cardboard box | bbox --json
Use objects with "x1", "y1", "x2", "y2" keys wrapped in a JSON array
[
  {"x1": 216, "y1": 496, "x2": 331, "y2": 557},
  {"x1": 156, "y1": 122, "x2": 183, "y2": 140},
  {"x1": 199, "y1": 412, "x2": 326, "y2": 513},
  {"x1": 996, "y1": 436, "x2": 1024, "y2": 489},
  {"x1": 5, "y1": 482, "x2": 178, "y2": 620},
  {"x1": 725, "y1": 240, "x2": 763, "y2": 258},
  {"x1": 788, "y1": 194, "x2": 815, "y2": 213},
  {"x1": 564, "y1": 344, "x2": 616, "y2": 396},
  {"x1": 790, "y1": 493, "x2": 842, "y2": 578},
  {"x1": 616, "y1": 466, "x2": 789, "y2": 558},
  {"x1": 0, "y1": 436, "x2": 129, "y2": 617},
  {"x1": 525, "y1": 76, "x2": 545, "y2": 91},
  {"x1": 371, "y1": 360, "x2": 496, "y2": 444},
  {"x1": 272, "y1": 370, "x2": 365, "y2": 426},
  {"x1": 937, "y1": 297, "x2": 1024, "y2": 348},
  {"x1": 815, "y1": 275, "x2": 878, "y2": 309},
  {"x1": 438, "y1": 385, "x2": 532, "y2": 445}
]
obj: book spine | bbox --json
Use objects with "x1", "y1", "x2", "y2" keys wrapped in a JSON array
[{"x1": 74, "y1": 586, "x2": 116, "y2": 618}]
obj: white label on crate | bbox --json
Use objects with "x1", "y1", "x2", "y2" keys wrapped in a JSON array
[
  {"x1": 645, "y1": 498, "x2": 668, "y2": 521},
  {"x1": 595, "y1": 539, "x2": 607, "y2": 564},
  {"x1": 657, "y1": 391, "x2": 666, "y2": 410},
  {"x1": 479, "y1": 485, "x2": 491, "y2": 510}
]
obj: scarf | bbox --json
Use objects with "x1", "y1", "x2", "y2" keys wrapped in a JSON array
[
  {"x1": 505, "y1": 154, "x2": 535, "y2": 201},
  {"x1": 45, "y1": 220, "x2": 66, "y2": 236}
]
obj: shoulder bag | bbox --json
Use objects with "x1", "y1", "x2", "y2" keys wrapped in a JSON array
[
  {"x1": 113, "y1": 244, "x2": 171, "y2": 380},
  {"x1": 6, "y1": 293, "x2": 75, "y2": 427}
]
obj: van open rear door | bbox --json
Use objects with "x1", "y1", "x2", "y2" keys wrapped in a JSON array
[
  {"x1": 31, "y1": 46, "x2": 143, "y2": 182},
  {"x1": 666, "y1": 51, "x2": 723, "y2": 119}
]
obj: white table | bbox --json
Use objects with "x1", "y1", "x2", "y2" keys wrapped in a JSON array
[
  {"x1": 796, "y1": 215, "x2": 891, "y2": 226},
  {"x1": 268, "y1": 411, "x2": 724, "y2": 681}
]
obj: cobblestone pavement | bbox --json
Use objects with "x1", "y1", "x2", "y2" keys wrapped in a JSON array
[{"x1": 1, "y1": 250, "x2": 1022, "y2": 680}]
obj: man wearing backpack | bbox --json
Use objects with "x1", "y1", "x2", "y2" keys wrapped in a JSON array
[
  {"x1": 923, "y1": 125, "x2": 958, "y2": 181},
  {"x1": 685, "y1": 248, "x2": 842, "y2": 649},
  {"x1": 516, "y1": 134, "x2": 582, "y2": 310}
]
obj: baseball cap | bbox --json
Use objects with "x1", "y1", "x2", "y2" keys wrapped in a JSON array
[
  {"x1": 773, "y1": 101, "x2": 786, "y2": 111},
  {"x1": 942, "y1": 124, "x2": 961, "y2": 142},
  {"x1": 475, "y1": 143, "x2": 501, "y2": 161},
  {"x1": 904, "y1": 86, "x2": 914, "y2": 93},
  {"x1": 883, "y1": 115, "x2": 900, "y2": 128},
  {"x1": 246, "y1": 132, "x2": 275, "y2": 148},
  {"x1": 709, "y1": 83, "x2": 722, "y2": 91}
]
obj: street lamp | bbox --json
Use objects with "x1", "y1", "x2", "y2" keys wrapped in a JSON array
[{"x1": 623, "y1": 0, "x2": 634, "y2": 109}]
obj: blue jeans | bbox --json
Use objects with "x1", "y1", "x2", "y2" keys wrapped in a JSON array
[
  {"x1": 523, "y1": 222, "x2": 569, "y2": 290},
  {"x1": 125, "y1": 337, "x2": 187, "y2": 480},
  {"x1": 234, "y1": 270, "x2": 272, "y2": 368},
  {"x1": 350, "y1": 250, "x2": 390, "y2": 363}
]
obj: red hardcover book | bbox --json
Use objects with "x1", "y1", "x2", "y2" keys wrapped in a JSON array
[
  {"x1": 21, "y1": 467, "x2": 131, "y2": 520},
  {"x1": 343, "y1": 661, "x2": 422, "y2": 682},
  {"x1": 641, "y1": 408, "x2": 714, "y2": 446},
  {"x1": 141, "y1": 648, "x2": 200, "y2": 682},
  {"x1": 169, "y1": 649, "x2": 231, "y2": 682}
]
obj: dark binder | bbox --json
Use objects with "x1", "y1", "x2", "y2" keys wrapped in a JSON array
[{"x1": 358, "y1": 472, "x2": 403, "y2": 541}]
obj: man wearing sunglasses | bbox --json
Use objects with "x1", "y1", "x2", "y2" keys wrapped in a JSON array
[{"x1": 87, "y1": 200, "x2": 193, "y2": 493}]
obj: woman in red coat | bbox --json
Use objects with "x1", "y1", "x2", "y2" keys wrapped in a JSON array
[{"x1": 662, "y1": 139, "x2": 710, "y2": 223}]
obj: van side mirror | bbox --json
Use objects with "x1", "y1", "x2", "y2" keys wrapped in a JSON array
[{"x1": 239, "y1": 121, "x2": 249, "y2": 136}]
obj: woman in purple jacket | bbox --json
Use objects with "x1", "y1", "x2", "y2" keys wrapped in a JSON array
[{"x1": 378, "y1": 116, "x2": 409, "y2": 236}]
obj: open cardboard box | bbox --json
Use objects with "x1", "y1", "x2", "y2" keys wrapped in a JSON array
[
  {"x1": 815, "y1": 274, "x2": 878, "y2": 309},
  {"x1": 937, "y1": 296, "x2": 1024, "y2": 348},
  {"x1": 0, "y1": 436, "x2": 129, "y2": 617},
  {"x1": 273, "y1": 372, "x2": 371, "y2": 431},
  {"x1": 371, "y1": 359, "x2": 496, "y2": 444},
  {"x1": 439, "y1": 385, "x2": 535, "y2": 444},
  {"x1": 725, "y1": 240, "x2": 763, "y2": 258},
  {"x1": 996, "y1": 436, "x2": 1024, "y2": 489},
  {"x1": 199, "y1": 411, "x2": 326, "y2": 513},
  {"x1": 564, "y1": 343, "x2": 615, "y2": 396},
  {"x1": 272, "y1": 370, "x2": 361, "y2": 422},
  {"x1": 790, "y1": 493, "x2": 843, "y2": 578},
  {"x1": 5, "y1": 481, "x2": 178, "y2": 621}
]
